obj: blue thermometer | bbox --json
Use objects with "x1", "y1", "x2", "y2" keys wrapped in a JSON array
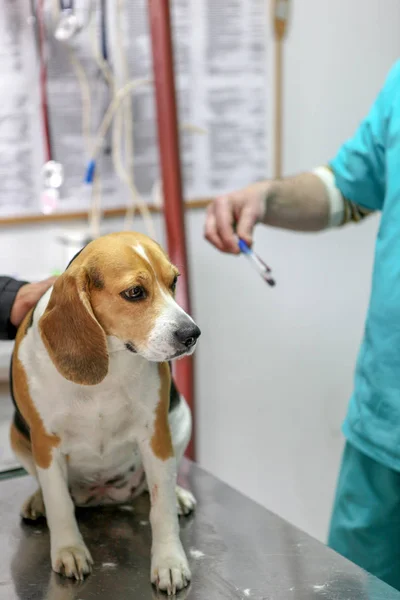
[{"x1": 238, "y1": 239, "x2": 276, "y2": 287}]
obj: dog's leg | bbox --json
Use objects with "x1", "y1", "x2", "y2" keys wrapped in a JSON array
[
  {"x1": 10, "y1": 422, "x2": 47, "y2": 520},
  {"x1": 139, "y1": 440, "x2": 191, "y2": 595},
  {"x1": 36, "y1": 451, "x2": 93, "y2": 580},
  {"x1": 168, "y1": 396, "x2": 196, "y2": 516},
  {"x1": 139, "y1": 364, "x2": 190, "y2": 595},
  {"x1": 10, "y1": 422, "x2": 37, "y2": 476}
]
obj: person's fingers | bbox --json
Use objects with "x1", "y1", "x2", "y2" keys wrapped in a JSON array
[
  {"x1": 204, "y1": 215, "x2": 224, "y2": 252},
  {"x1": 204, "y1": 203, "x2": 235, "y2": 253},
  {"x1": 204, "y1": 208, "x2": 225, "y2": 252},
  {"x1": 213, "y1": 196, "x2": 240, "y2": 253},
  {"x1": 28, "y1": 278, "x2": 57, "y2": 305},
  {"x1": 10, "y1": 277, "x2": 57, "y2": 327},
  {"x1": 38, "y1": 276, "x2": 57, "y2": 287},
  {"x1": 236, "y1": 204, "x2": 259, "y2": 246},
  {"x1": 36, "y1": 276, "x2": 57, "y2": 293},
  {"x1": 9, "y1": 284, "x2": 29, "y2": 327}
]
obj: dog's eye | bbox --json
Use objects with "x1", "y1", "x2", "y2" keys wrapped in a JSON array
[
  {"x1": 170, "y1": 276, "x2": 178, "y2": 293},
  {"x1": 121, "y1": 286, "x2": 146, "y2": 301}
]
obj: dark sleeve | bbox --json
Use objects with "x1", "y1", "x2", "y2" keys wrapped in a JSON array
[{"x1": 0, "y1": 277, "x2": 28, "y2": 341}]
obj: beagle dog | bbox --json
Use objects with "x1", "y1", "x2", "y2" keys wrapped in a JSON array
[{"x1": 9, "y1": 232, "x2": 201, "y2": 595}]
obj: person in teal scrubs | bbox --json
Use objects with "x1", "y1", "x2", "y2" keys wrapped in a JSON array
[{"x1": 204, "y1": 60, "x2": 400, "y2": 591}]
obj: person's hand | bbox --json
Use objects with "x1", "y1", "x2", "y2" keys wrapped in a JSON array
[
  {"x1": 204, "y1": 181, "x2": 270, "y2": 254},
  {"x1": 10, "y1": 277, "x2": 57, "y2": 328}
]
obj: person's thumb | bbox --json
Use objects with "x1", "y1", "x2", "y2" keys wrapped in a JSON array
[{"x1": 236, "y1": 206, "x2": 258, "y2": 246}]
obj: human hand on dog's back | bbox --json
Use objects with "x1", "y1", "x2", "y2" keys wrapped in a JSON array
[{"x1": 10, "y1": 277, "x2": 57, "y2": 328}]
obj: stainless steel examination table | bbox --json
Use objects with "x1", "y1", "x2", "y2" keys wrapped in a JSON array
[{"x1": 0, "y1": 461, "x2": 398, "y2": 600}]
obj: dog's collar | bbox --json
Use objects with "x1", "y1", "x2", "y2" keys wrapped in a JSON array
[{"x1": 65, "y1": 246, "x2": 87, "y2": 270}]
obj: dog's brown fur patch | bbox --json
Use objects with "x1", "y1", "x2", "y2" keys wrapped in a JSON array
[
  {"x1": 10, "y1": 421, "x2": 31, "y2": 456},
  {"x1": 39, "y1": 272, "x2": 109, "y2": 386},
  {"x1": 151, "y1": 362, "x2": 174, "y2": 461},
  {"x1": 12, "y1": 311, "x2": 60, "y2": 469}
]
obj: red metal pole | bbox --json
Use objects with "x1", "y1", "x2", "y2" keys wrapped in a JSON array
[{"x1": 147, "y1": 0, "x2": 196, "y2": 460}]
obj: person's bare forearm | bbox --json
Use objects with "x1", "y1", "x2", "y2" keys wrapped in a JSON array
[
  {"x1": 263, "y1": 173, "x2": 331, "y2": 232},
  {"x1": 205, "y1": 169, "x2": 347, "y2": 253}
]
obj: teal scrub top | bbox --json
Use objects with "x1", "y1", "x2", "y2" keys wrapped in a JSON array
[{"x1": 330, "y1": 60, "x2": 400, "y2": 470}]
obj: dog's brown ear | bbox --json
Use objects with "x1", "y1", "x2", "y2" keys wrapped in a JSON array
[{"x1": 39, "y1": 269, "x2": 109, "y2": 385}]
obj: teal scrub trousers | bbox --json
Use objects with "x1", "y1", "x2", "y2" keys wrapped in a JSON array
[{"x1": 328, "y1": 442, "x2": 400, "y2": 590}]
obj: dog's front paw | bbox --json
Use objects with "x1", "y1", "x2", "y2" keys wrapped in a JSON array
[
  {"x1": 21, "y1": 488, "x2": 46, "y2": 521},
  {"x1": 52, "y1": 543, "x2": 93, "y2": 581},
  {"x1": 176, "y1": 486, "x2": 196, "y2": 516},
  {"x1": 151, "y1": 543, "x2": 191, "y2": 595}
]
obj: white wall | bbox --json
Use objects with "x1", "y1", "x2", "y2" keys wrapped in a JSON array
[
  {"x1": 0, "y1": 0, "x2": 399, "y2": 543},
  {"x1": 193, "y1": 0, "x2": 400, "y2": 541}
]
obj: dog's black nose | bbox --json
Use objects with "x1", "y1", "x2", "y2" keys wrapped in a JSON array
[{"x1": 175, "y1": 324, "x2": 201, "y2": 348}]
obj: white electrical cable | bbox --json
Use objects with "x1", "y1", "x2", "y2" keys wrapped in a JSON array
[
  {"x1": 85, "y1": 2, "x2": 113, "y2": 237},
  {"x1": 67, "y1": 47, "x2": 92, "y2": 158},
  {"x1": 86, "y1": 77, "x2": 152, "y2": 234},
  {"x1": 49, "y1": 1, "x2": 205, "y2": 241},
  {"x1": 50, "y1": 0, "x2": 101, "y2": 229},
  {"x1": 150, "y1": 123, "x2": 208, "y2": 208},
  {"x1": 113, "y1": 0, "x2": 155, "y2": 236},
  {"x1": 88, "y1": 4, "x2": 155, "y2": 237},
  {"x1": 48, "y1": 0, "x2": 152, "y2": 237},
  {"x1": 111, "y1": 91, "x2": 156, "y2": 237},
  {"x1": 181, "y1": 123, "x2": 208, "y2": 136},
  {"x1": 90, "y1": 80, "x2": 151, "y2": 171},
  {"x1": 89, "y1": 170, "x2": 102, "y2": 239},
  {"x1": 112, "y1": 100, "x2": 156, "y2": 237},
  {"x1": 50, "y1": 0, "x2": 60, "y2": 28},
  {"x1": 150, "y1": 179, "x2": 163, "y2": 208},
  {"x1": 115, "y1": 0, "x2": 134, "y2": 223},
  {"x1": 89, "y1": 8, "x2": 113, "y2": 86}
]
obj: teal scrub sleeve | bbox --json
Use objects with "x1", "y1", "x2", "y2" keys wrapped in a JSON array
[{"x1": 329, "y1": 61, "x2": 400, "y2": 212}]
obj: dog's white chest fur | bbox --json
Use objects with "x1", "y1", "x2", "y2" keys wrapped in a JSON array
[
  {"x1": 58, "y1": 384, "x2": 148, "y2": 507},
  {"x1": 21, "y1": 321, "x2": 161, "y2": 506}
]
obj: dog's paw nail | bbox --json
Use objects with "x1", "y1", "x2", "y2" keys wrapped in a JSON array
[
  {"x1": 52, "y1": 545, "x2": 93, "y2": 580},
  {"x1": 151, "y1": 551, "x2": 191, "y2": 594}
]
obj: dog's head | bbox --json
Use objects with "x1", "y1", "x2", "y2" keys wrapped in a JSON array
[{"x1": 39, "y1": 232, "x2": 201, "y2": 385}]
